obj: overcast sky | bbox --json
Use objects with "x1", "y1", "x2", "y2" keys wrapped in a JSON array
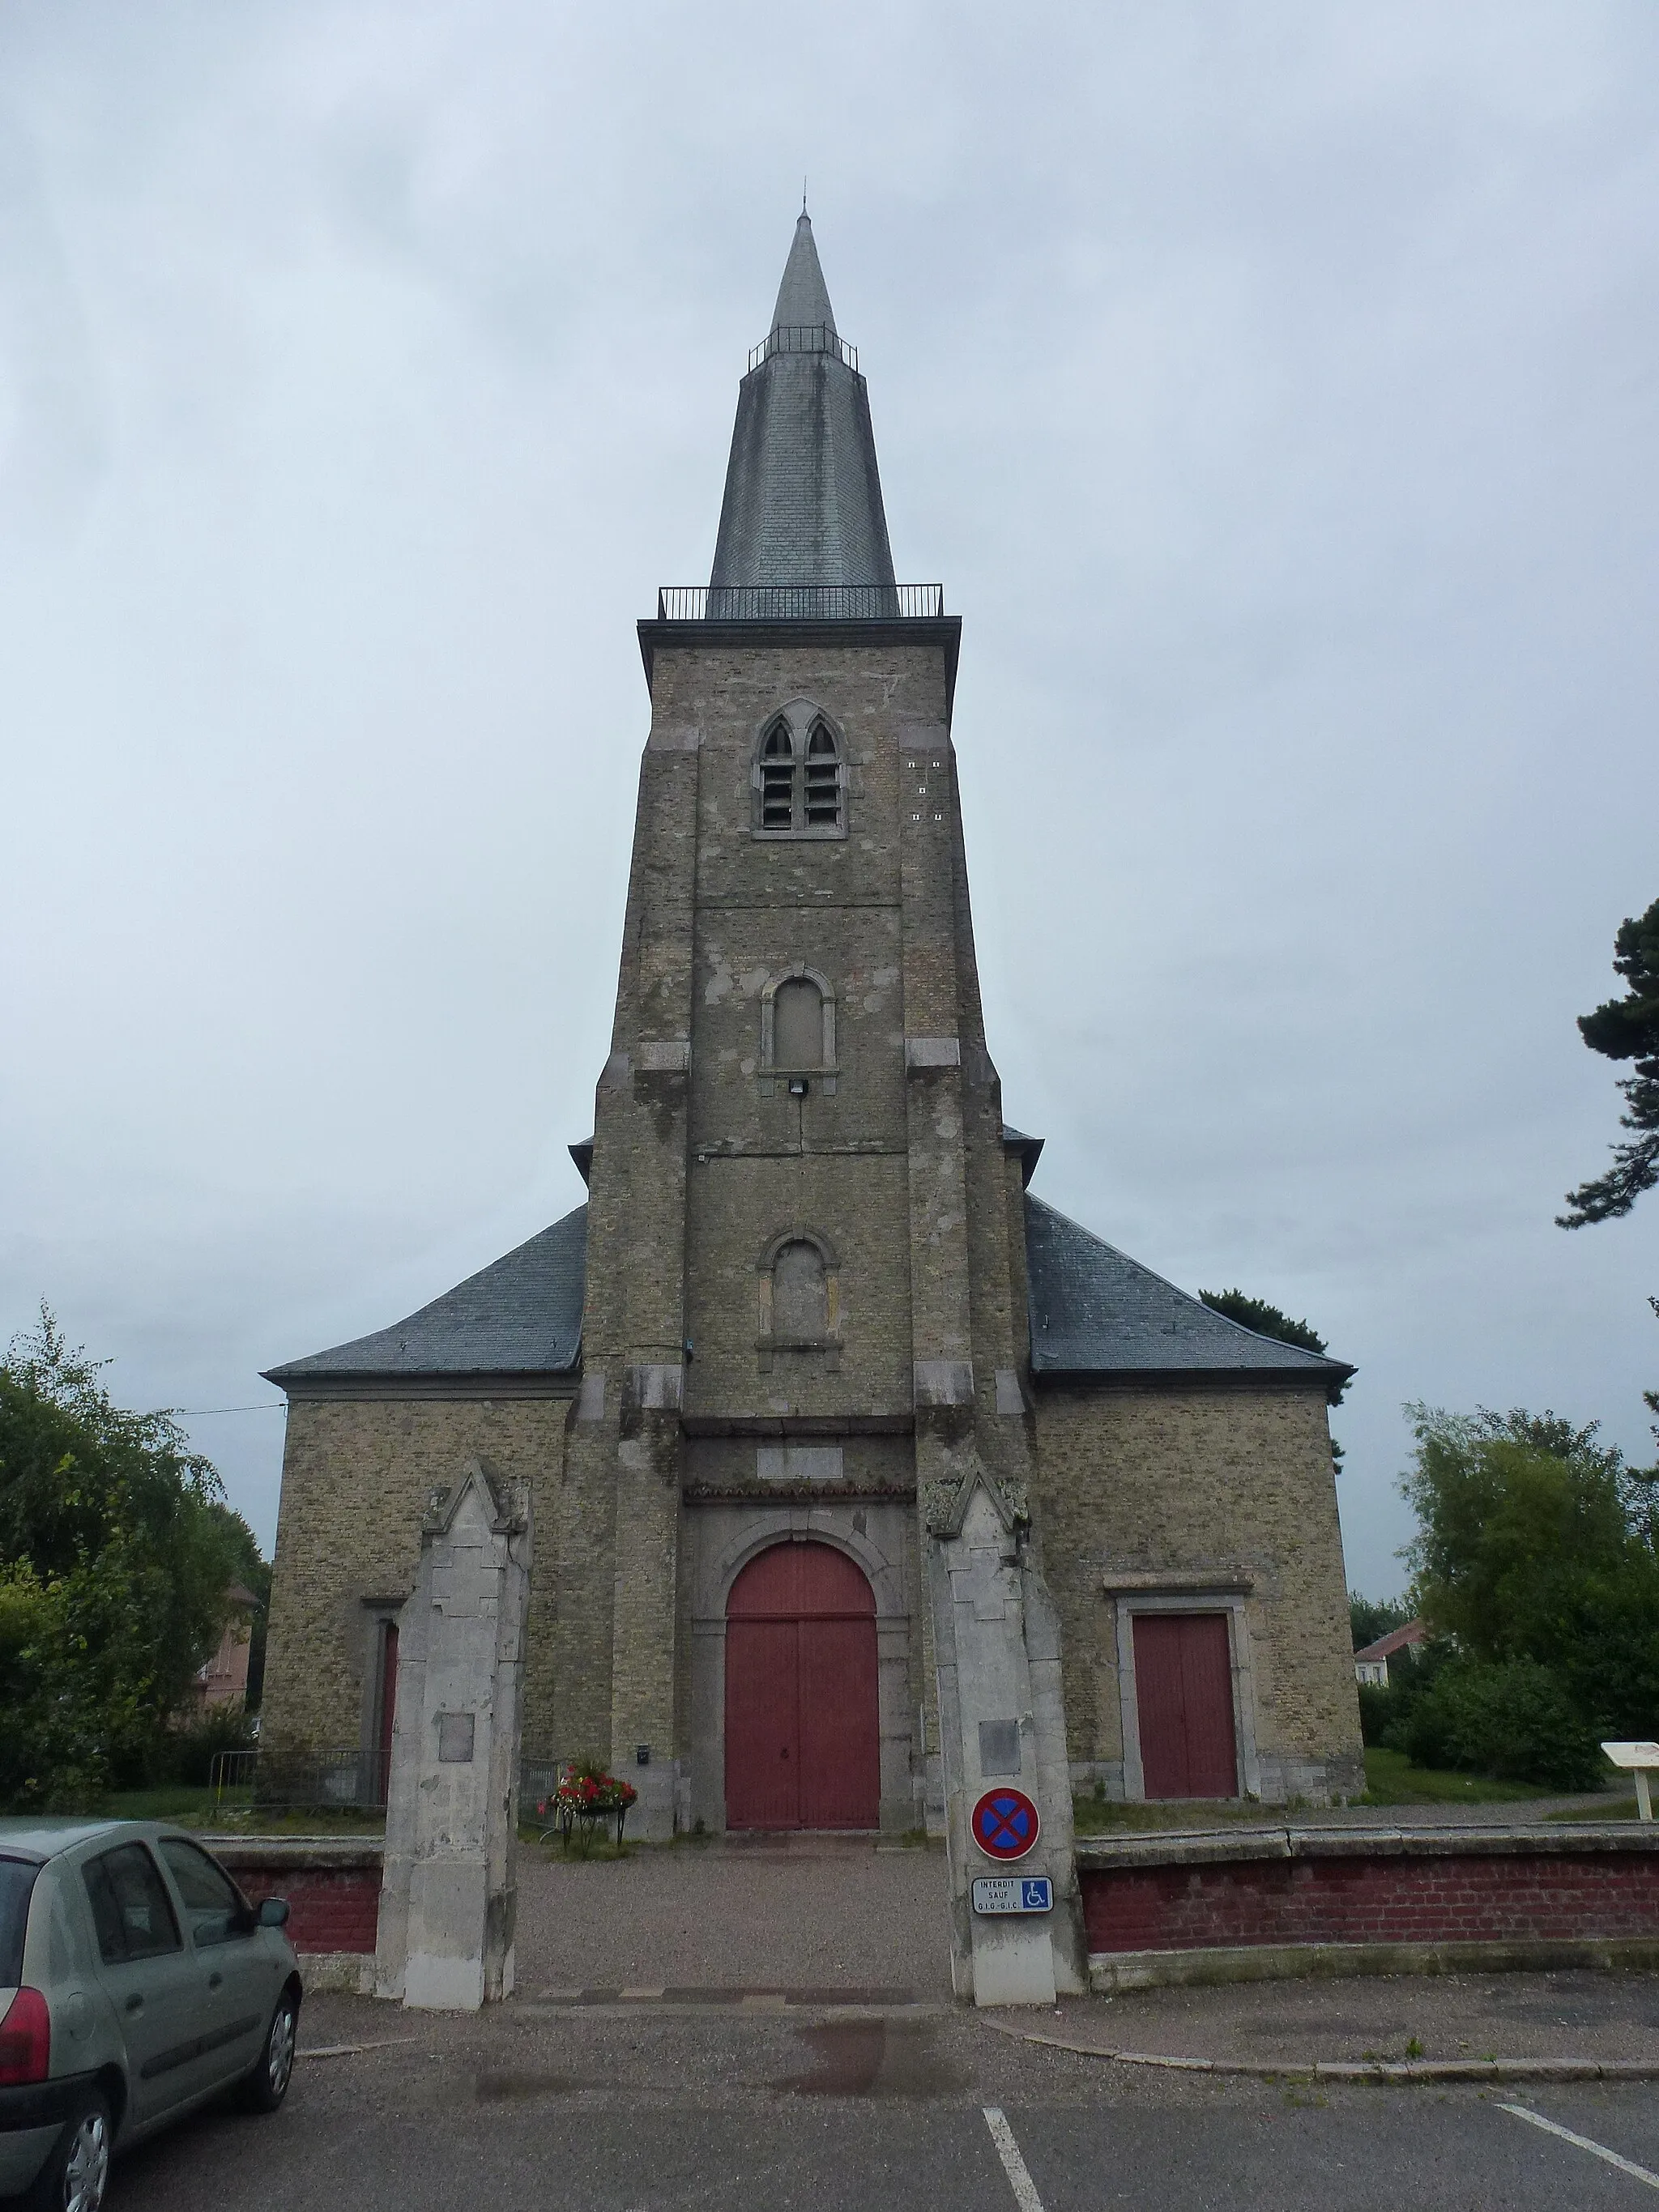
[{"x1": 2, "y1": 1, "x2": 1656, "y2": 1599}]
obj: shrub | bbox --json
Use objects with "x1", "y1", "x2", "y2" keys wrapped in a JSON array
[
  {"x1": 1356, "y1": 1681, "x2": 1392, "y2": 1746},
  {"x1": 155, "y1": 1704, "x2": 258, "y2": 1788},
  {"x1": 1402, "y1": 1659, "x2": 1604, "y2": 1791}
]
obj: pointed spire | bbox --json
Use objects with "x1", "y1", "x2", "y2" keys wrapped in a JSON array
[
  {"x1": 709, "y1": 215, "x2": 896, "y2": 603},
  {"x1": 769, "y1": 211, "x2": 836, "y2": 338}
]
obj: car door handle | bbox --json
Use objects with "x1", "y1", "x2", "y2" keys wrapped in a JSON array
[
  {"x1": 207, "y1": 1973, "x2": 223, "y2": 1990},
  {"x1": 125, "y1": 1994, "x2": 144, "y2": 2014}
]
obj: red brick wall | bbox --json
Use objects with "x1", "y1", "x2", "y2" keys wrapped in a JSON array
[
  {"x1": 1083, "y1": 1852, "x2": 1659, "y2": 1955},
  {"x1": 235, "y1": 1866, "x2": 380, "y2": 1957}
]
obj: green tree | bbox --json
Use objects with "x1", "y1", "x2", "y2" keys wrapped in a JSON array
[
  {"x1": 0, "y1": 1309, "x2": 261, "y2": 1805},
  {"x1": 1559, "y1": 894, "x2": 1659, "y2": 1226},
  {"x1": 1401, "y1": 1404, "x2": 1659, "y2": 1760}
]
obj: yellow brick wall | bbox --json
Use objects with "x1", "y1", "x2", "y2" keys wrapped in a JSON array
[
  {"x1": 261, "y1": 1395, "x2": 574, "y2": 1759},
  {"x1": 1031, "y1": 1383, "x2": 1363, "y2": 1801}
]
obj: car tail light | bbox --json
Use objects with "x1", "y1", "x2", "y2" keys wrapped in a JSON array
[{"x1": 0, "y1": 1988, "x2": 50, "y2": 2086}]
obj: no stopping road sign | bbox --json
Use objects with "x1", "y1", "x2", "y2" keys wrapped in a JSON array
[{"x1": 970, "y1": 1786, "x2": 1040, "y2": 1861}]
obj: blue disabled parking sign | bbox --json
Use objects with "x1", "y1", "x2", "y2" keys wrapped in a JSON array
[{"x1": 970, "y1": 1875, "x2": 1053, "y2": 1916}]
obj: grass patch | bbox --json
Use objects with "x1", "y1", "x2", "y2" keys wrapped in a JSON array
[
  {"x1": 1073, "y1": 1792, "x2": 1277, "y2": 1834},
  {"x1": 1359, "y1": 1748, "x2": 1568, "y2": 1805},
  {"x1": 41, "y1": 1788, "x2": 387, "y2": 1837},
  {"x1": 104, "y1": 1787, "x2": 226, "y2": 1822},
  {"x1": 1546, "y1": 1794, "x2": 1644, "y2": 1822}
]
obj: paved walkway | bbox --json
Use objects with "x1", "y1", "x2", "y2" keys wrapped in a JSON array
[
  {"x1": 514, "y1": 1834, "x2": 954, "y2": 1998},
  {"x1": 1018, "y1": 1967, "x2": 1659, "y2": 2069}
]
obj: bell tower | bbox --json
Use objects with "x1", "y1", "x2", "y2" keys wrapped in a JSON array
[{"x1": 547, "y1": 215, "x2": 1083, "y2": 1993}]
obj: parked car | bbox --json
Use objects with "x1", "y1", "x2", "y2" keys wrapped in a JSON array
[{"x1": 0, "y1": 1820, "x2": 301, "y2": 2211}]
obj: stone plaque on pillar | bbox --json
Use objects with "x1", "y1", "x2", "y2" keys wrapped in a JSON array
[{"x1": 376, "y1": 1459, "x2": 531, "y2": 2010}]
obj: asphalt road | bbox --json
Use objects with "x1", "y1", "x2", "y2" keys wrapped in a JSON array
[{"x1": 100, "y1": 1996, "x2": 1659, "y2": 2212}]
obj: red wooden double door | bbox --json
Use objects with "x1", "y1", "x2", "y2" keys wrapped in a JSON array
[
  {"x1": 724, "y1": 1541, "x2": 881, "y2": 1831},
  {"x1": 1133, "y1": 1612, "x2": 1239, "y2": 1798}
]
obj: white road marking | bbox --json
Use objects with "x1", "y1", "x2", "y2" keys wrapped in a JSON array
[
  {"x1": 1501, "y1": 2103, "x2": 1659, "y2": 2189},
  {"x1": 983, "y1": 2106, "x2": 1046, "y2": 2212}
]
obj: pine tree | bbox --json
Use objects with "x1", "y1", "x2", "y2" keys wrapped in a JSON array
[{"x1": 1559, "y1": 895, "x2": 1659, "y2": 1226}]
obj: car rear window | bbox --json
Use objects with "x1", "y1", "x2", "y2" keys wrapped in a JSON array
[{"x1": 0, "y1": 1859, "x2": 40, "y2": 1988}]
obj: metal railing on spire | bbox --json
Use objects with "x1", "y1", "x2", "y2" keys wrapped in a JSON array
[
  {"x1": 655, "y1": 584, "x2": 944, "y2": 622},
  {"x1": 748, "y1": 324, "x2": 859, "y2": 373}
]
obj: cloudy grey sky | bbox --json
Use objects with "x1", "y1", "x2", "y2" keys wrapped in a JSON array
[{"x1": 2, "y1": 1, "x2": 1656, "y2": 1598}]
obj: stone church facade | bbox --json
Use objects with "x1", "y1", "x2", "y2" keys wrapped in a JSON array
[{"x1": 262, "y1": 216, "x2": 1363, "y2": 1845}]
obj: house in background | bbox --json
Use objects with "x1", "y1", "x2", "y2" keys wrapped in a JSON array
[
  {"x1": 190, "y1": 1582, "x2": 260, "y2": 1711},
  {"x1": 1354, "y1": 1619, "x2": 1426, "y2": 1686}
]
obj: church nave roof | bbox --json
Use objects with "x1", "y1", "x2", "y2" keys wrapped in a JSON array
[
  {"x1": 1022, "y1": 1193, "x2": 1353, "y2": 1400},
  {"x1": 263, "y1": 1204, "x2": 586, "y2": 1387}
]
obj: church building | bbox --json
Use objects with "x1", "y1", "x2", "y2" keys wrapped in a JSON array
[{"x1": 261, "y1": 216, "x2": 1363, "y2": 1854}]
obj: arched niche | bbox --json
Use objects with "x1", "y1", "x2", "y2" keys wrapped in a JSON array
[{"x1": 757, "y1": 962, "x2": 838, "y2": 1096}]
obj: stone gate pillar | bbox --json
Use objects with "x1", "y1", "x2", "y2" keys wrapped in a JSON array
[
  {"x1": 375, "y1": 1459, "x2": 531, "y2": 2010},
  {"x1": 928, "y1": 1472, "x2": 1087, "y2": 2006}
]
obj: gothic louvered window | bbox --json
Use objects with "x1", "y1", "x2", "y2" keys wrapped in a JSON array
[
  {"x1": 760, "y1": 720, "x2": 795, "y2": 829},
  {"x1": 804, "y1": 723, "x2": 840, "y2": 825},
  {"x1": 753, "y1": 703, "x2": 846, "y2": 837}
]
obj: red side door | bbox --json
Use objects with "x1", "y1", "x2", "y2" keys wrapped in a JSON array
[
  {"x1": 1133, "y1": 1612, "x2": 1239, "y2": 1798},
  {"x1": 725, "y1": 1541, "x2": 880, "y2": 1831}
]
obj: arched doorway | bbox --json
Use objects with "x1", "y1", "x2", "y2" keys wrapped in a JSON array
[{"x1": 724, "y1": 1540, "x2": 880, "y2": 1831}]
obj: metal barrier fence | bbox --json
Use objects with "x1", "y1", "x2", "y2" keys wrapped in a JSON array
[
  {"x1": 655, "y1": 583, "x2": 944, "y2": 623},
  {"x1": 211, "y1": 1746, "x2": 388, "y2": 1813}
]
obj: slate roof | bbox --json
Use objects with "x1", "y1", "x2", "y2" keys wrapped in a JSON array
[
  {"x1": 263, "y1": 1162, "x2": 1350, "y2": 1399},
  {"x1": 263, "y1": 1205, "x2": 586, "y2": 1384},
  {"x1": 709, "y1": 213, "x2": 898, "y2": 598},
  {"x1": 1023, "y1": 1193, "x2": 1352, "y2": 1397}
]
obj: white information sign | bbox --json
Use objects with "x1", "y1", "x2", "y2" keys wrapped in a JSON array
[
  {"x1": 1601, "y1": 1741, "x2": 1659, "y2": 1822},
  {"x1": 971, "y1": 1875, "x2": 1053, "y2": 1916}
]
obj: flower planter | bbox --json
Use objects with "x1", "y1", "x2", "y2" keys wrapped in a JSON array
[{"x1": 535, "y1": 1766, "x2": 638, "y2": 1852}]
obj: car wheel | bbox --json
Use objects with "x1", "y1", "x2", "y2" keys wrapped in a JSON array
[
  {"x1": 19, "y1": 2089, "x2": 112, "y2": 2212},
  {"x1": 239, "y1": 1988, "x2": 299, "y2": 2115}
]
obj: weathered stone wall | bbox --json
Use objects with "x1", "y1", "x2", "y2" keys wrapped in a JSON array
[
  {"x1": 667, "y1": 638, "x2": 953, "y2": 1438},
  {"x1": 576, "y1": 636, "x2": 963, "y2": 1831},
  {"x1": 1030, "y1": 1383, "x2": 1362, "y2": 1804},
  {"x1": 261, "y1": 1396, "x2": 572, "y2": 1761}
]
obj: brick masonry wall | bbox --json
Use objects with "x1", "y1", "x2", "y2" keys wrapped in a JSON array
[
  {"x1": 1033, "y1": 1384, "x2": 1363, "y2": 1799},
  {"x1": 262, "y1": 1396, "x2": 573, "y2": 1760},
  {"x1": 231, "y1": 1866, "x2": 381, "y2": 1957},
  {"x1": 1082, "y1": 1848, "x2": 1659, "y2": 1954}
]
